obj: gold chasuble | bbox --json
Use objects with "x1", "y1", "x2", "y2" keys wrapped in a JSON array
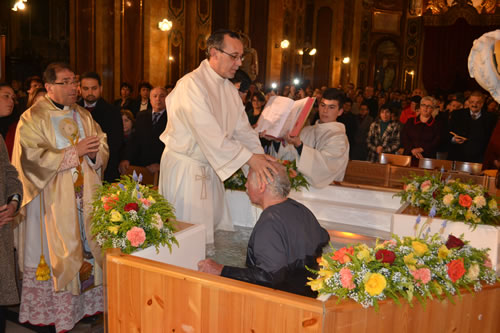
[{"x1": 12, "y1": 96, "x2": 109, "y2": 294}]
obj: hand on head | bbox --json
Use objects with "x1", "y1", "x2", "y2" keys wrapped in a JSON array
[{"x1": 246, "y1": 154, "x2": 278, "y2": 187}]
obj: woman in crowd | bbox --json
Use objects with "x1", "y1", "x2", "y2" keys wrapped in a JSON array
[
  {"x1": 401, "y1": 96, "x2": 441, "y2": 163},
  {"x1": 114, "y1": 82, "x2": 133, "y2": 109},
  {"x1": 246, "y1": 91, "x2": 266, "y2": 127},
  {"x1": 0, "y1": 82, "x2": 23, "y2": 331},
  {"x1": 366, "y1": 104, "x2": 401, "y2": 162},
  {"x1": 26, "y1": 87, "x2": 47, "y2": 109},
  {"x1": 121, "y1": 109, "x2": 135, "y2": 143}
]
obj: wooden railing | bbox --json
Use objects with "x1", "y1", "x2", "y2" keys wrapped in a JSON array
[
  {"x1": 343, "y1": 160, "x2": 492, "y2": 192},
  {"x1": 105, "y1": 249, "x2": 500, "y2": 333}
]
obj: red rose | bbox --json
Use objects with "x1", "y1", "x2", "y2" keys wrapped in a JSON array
[
  {"x1": 124, "y1": 203, "x2": 139, "y2": 212},
  {"x1": 375, "y1": 249, "x2": 396, "y2": 264},
  {"x1": 445, "y1": 234, "x2": 465, "y2": 249},
  {"x1": 447, "y1": 259, "x2": 466, "y2": 283},
  {"x1": 458, "y1": 194, "x2": 472, "y2": 208},
  {"x1": 282, "y1": 160, "x2": 290, "y2": 166},
  {"x1": 288, "y1": 169, "x2": 298, "y2": 178}
]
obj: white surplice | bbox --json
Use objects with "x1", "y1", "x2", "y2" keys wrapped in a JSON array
[
  {"x1": 272, "y1": 121, "x2": 349, "y2": 188},
  {"x1": 159, "y1": 60, "x2": 264, "y2": 243}
]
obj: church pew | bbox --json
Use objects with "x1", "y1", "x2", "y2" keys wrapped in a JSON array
[{"x1": 105, "y1": 249, "x2": 500, "y2": 333}]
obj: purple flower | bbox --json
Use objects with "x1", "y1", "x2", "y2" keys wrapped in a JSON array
[
  {"x1": 132, "y1": 170, "x2": 138, "y2": 182},
  {"x1": 118, "y1": 183, "x2": 125, "y2": 191},
  {"x1": 416, "y1": 215, "x2": 421, "y2": 224},
  {"x1": 429, "y1": 206, "x2": 437, "y2": 218},
  {"x1": 441, "y1": 220, "x2": 448, "y2": 228}
]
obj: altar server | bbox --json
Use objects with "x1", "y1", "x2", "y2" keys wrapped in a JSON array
[
  {"x1": 269, "y1": 88, "x2": 349, "y2": 188},
  {"x1": 158, "y1": 29, "x2": 276, "y2": 244},
  {"x1": 12, "y1": 62, "x2": 109, "y2": 332}
]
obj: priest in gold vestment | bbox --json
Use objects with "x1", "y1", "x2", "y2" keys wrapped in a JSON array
[{"x1": 11, "y1": 63, "x2": 109, "y2": 332}]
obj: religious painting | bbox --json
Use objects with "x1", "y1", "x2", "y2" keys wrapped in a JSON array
[
  {"x1": 373, "y1": 39, "x2": 400, "y2": 91},
  {"x1": 372, "y1": 11, "x2": 401, "y2": 35}
]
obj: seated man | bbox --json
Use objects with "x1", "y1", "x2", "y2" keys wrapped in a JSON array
[
  {"x1": 268, "y1": 88, "x2": 349, "y2": 188},
  {"x1": 198, "y1": 162, "x2": 329, "y2": 297}
]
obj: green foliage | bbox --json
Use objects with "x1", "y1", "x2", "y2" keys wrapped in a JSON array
[
  {"x1": 90, "y1": 175, "x2": 178, "y2": 254},
  {"x1": 224, "y1": 159, "x2": 310, "y2": 192},
  {"x1": 394, "y1": 173, "x2": 500, "y2": 227},
  {"x1": 308, "y1": 233, "x2": 499, "y2": 309}
]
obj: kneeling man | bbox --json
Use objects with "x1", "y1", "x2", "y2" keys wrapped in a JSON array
[{"x1": 198, "y1": 162, "x2": 329, "y2": 297}]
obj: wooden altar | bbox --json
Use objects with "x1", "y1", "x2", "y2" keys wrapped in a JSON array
[{"x1": 105, "y1": 250, "x2": 500, "y2": 333}]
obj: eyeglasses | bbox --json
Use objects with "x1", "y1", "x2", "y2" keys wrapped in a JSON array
[
  {"x1": 215, "y1": 48, "x2": 244, "y2": 62},
  {"x1": 420, "y1": 103, "x2": 434, "y2": 109},
  {"x1": 52, "y1": 80, "x2": 79, "y2": 86}
]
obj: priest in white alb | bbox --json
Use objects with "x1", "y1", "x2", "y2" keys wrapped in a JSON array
[
  {"x1": 268, "y1": 88, "x2": 349, "y2": 188},
  {"x1": 159, "y1": 29, "x2": 276, "y2": 244}
]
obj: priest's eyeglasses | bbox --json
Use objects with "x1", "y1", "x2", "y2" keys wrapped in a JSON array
[
  {"x1": 53, "y1": 80, "x2": 79, "y2": 86},
  {"x1": 215, "y1": 48, "x2": 244, "y2": 62}
]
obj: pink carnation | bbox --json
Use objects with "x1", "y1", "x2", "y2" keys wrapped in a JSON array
[
  {"x1": 420, "y1": 180, "x2": 432, "y2": 192},
  {"x1": 410, "y1": 268, "x2": 431, "y2": 285},
  {"x1": 139, "y1": 198, "x2": 151, "y2": 207},
  {"x1": 126, "y1": 227, "x2": 146, "y2": 247},
  {"x1": 340, "y1": 267, "x2": 355, "y2": 290}
]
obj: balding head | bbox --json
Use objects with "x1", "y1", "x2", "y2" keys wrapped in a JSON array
[{"x1": 245, "y1": 161, "x2": 291, "y2": 207}]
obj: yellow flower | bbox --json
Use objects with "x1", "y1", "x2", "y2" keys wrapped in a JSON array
[
  {"x1": 443, "y1": 186, "x2": 452, "y2": 193},
  {"x1": 412, "y1": 241, "x2": 428, "y2": 256},
  {"x1": 147, "y1": 196, "x2": 156, "y2": 204},
  {"x1": 438, "y1": 245, "x2": 450, "y2": 259},
  {"x1": 107, "y1": 225, "x2": 120, "y2": 234},
  {"x1": 356, "y1": 248, "x2": 372, "y2": 262},
  {"x1": 432, "y1": 281, "x2": 443, "y2": 295},
  {"x1": 465, "y1": 263, "x2": 480, "y2": 281},
  {"x1": 465, "y1": 210, "x2": 476, "y2": 222},
  {"x1": 318, "y1": 269, "x2": 334, "y2": 280},
  {"x1": 489, "y1": 199, "x2": 498, "y2": 210},
  {"x1": 317, "y1": 257, "x2": 328, "y2": 268},
  {"x1": 364, "y1": 273, "x2": 387, "y2": 296},
  {"x1": 110, "y1": 209, "x2": 123, "y2": 222},
  {"x1": 443, "y1": 194, "x2": 454, "y2": 206},
  {"x1": 307, "y1": 277, "x2": 324, "y2": 291},
  {"x1": 406, "y1": 184, "x2": 416, "y2": 192},
  {"x1": 473, "y1": 196, "x2": 486, "y2": 208},
  {"x1": 404, "y1": 253, "x2": 417, "y2": 271}
]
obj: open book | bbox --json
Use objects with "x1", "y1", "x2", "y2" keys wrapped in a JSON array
[{"x1": 254, "y1": 96, "x2": 315, "y2": 139}]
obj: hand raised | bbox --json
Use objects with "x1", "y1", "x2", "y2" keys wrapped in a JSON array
[{"x1": 76, "y1": 136, "x2": 100, "y2": 158}]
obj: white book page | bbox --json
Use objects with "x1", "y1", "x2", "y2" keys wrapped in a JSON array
[{"x1": 254, "y1": 96, "x2": 295, "y2": 138}]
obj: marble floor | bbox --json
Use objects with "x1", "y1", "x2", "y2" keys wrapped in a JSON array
[{"x1": 6, "y1": 224, "x2": 381, "y2": 332}]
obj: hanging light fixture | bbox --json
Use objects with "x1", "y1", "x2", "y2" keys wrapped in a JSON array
[{"x1": 12, "y1": 0, "x2": 27, "y2": 11}]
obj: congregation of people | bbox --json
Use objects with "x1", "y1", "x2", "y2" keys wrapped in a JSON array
[{"x1": 1, "y1": 28, "x2": 500, "y2": 332}]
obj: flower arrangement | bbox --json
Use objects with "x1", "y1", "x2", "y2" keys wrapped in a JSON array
[
  {"x1": 307, "y1": 233, "x2": 498, "y2": 310},
  {"x1": 224, "y1": 159, "x2": 309, "y2": 191},
  {"x1": 395, "y1": 174, "x2": 500, "y2": 227},
  {"x1": 91, "y1": 172, "x2": 178, "y2": 254}
]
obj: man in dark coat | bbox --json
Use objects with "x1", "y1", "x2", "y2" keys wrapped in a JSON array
[
  {"x1": 78, "y1": 72, "x2": 124, "y2": 182},
  {"x1": 198, "y1": 162, "x2": 329, "y2": 297},
  {"x1": 119, "y1": 87, "x2": 168, "y2": 175},
  {"x1": 448, "y1": 91, "x2": 496, "y2": 163}
]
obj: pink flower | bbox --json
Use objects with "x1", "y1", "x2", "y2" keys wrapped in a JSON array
[
  {"x1": 410, "y1": 268, "x2": 431, "y2": 285},
  {"x1": 484, "y1": 257, "x2": 492, "y2": 269},
  {"x1": 126, "y1": 227, "x2": 146, "y2": 247},
  {"x1": 139, "y1": 198, "x2": 151, "y2": 207},
  {"x1": 420, "y1": 180, "x2": 432, "y2": 192},
  {"x1": 382, "y1": 240, "x2": 397, "y2": 247},
  {"x1": 340, "y1": 267, "x2": 355, "y2": 290}
]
